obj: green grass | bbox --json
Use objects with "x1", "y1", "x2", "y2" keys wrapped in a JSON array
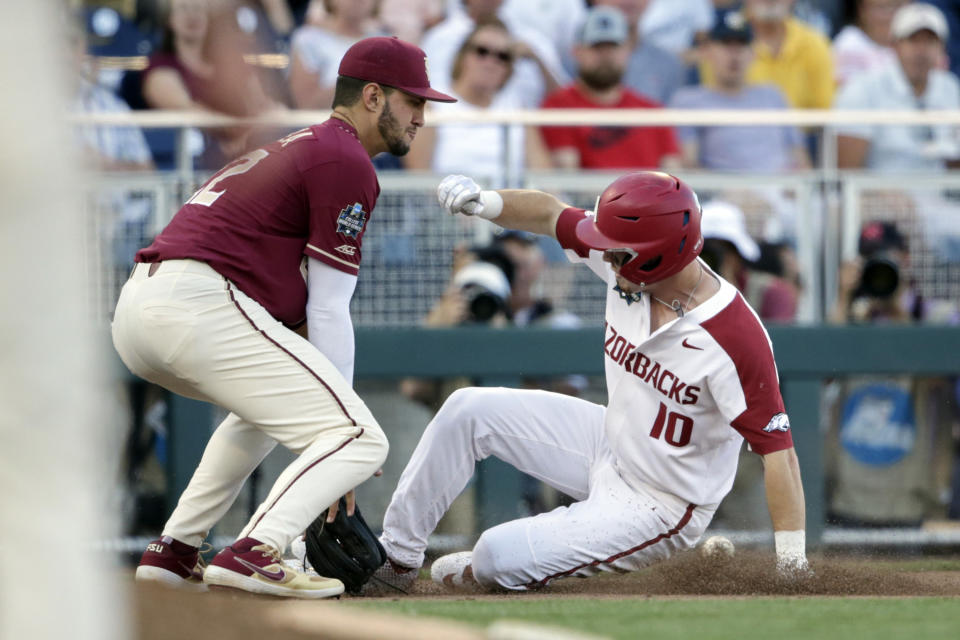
[{"x1": 347, "y1": 597, "x2": 960, "y2": 640}]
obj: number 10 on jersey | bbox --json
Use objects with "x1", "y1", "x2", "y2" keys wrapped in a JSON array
[{"x1": 650, "y1": 402, "x2": 693, "y2": 447}]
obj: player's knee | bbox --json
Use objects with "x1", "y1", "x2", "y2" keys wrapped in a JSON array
[
  {"x1": 362, "y1": 423, "x2": 389, "y2": 470},
  {"x1": 439, "y1": 387, "x2": 485, "y2": 416},
  {"x1": 434, "y1": 387, "x2": 500, "y2": 430}
]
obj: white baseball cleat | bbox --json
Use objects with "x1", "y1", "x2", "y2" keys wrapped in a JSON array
[{"x1": 430, "y1": 551, "x2": 475, "y2": 589}]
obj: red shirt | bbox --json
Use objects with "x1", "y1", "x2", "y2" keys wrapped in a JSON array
[
  {"x1": 540, "y1": 85, "x2": 679, "y2": 169},
  {"x1": 137, "y1": 119, "x2": 379, "y2": 327}
]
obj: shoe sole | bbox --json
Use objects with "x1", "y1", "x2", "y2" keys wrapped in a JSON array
[
  {"x1": 202, "y1": 565, "x2": 345, "y2": 599},
  {"x1": 135, "y1": 565, "x2": 208, "y2": 592}
]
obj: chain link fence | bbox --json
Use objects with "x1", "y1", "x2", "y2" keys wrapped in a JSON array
[{"x1": 85, "y1": 170, "x2": 960, "y2": 326}]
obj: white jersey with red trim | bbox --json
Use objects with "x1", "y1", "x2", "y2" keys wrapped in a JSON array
[{"x1": 557, "y1": 208, "x2": 793, "y2": 507}]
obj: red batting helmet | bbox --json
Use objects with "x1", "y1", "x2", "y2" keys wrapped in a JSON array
[{"x1": 574, "y1": 172, "x2": 703, "y2": 286}]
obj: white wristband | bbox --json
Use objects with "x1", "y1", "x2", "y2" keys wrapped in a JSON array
[
  {"x1": 774, "y1": 530, "x2": 806, "y2": 565},
  {"x1": 475, "y1": 190, "x2": 503, "y2": 220}
]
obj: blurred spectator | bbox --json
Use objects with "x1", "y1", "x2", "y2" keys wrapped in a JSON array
[
  {"x1": 287, "y1": 0, "x2": 384, "y2": 109},
  {"x1": 400, "y1": 234, "x2": 585, "y2": 407},
  {"x1": 257, "y1": 0, "x2": 297, "y2": 37},
  {"x1": 701, "y1": 0, "x2": 834, "y2": 109},
  {"x1": 420, "y1": 0, "x2": 570, "y2": 108},
  {"x1": 669, "y1": 11, "x2": 810, "y2": 172},
  {"x1": 832, "y1": 0, "x2": 905, "y2": 86},
  {"x1": 540, "y1": 6, "x2": 681, "y2": 170},
  {"x1": 493, "y1": 231, "x2": 582, "y2": 331},
  {"x1": 70, "y1": 18, "x2": 155, "y2": 279},
  {"x1": 494, "y1": 0, "x2": 589, "y2": 76},
  {"x1": 641, "y1": 0, "x2": 716, "y2": 60},
  {"x1": 405, "y1": 19, "x2": 552, "y2": 185},
  {"x1": 140, "y1": 0, "x2": 286, "y2": 165},
  {"x1": 445, "y1": 0, "x2": 588, "y2": 74},
  {"x1": 927, "y1": 0, "x2": 960, "y2": 77},
  {"x1": 284, "y1": 0, "x2": 313, "y2": 26},
  {"x1": 835, "y1": 2, "x2": 960, "y2": 171},
  {"x1": 379, "y1": 0, "x2": 445, "y2": 43},
  {"x1": 700, "y1": 200, "x2": 798, "y2": 322},
  {"x1": 400, "y1": 244, "x2": 515, "y2": 409},
  {"x1": 825, "y1": 221, "x2": 957, "y2": 527},
  {"x1": 830, "y1": 221, "x2": 917, "y2": 323},
  {"x1": 594, "y1": 0, "x2": 687, "y2": 104}
]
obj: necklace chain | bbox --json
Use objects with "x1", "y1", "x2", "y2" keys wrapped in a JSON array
[{"x1": 652, "y1": 263, "x2": 704, "y2": 318}]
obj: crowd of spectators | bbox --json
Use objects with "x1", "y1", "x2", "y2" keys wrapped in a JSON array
[
  {"x1": 75, "y1": 0, "x2": 959, "y2": 170},
  {"x1": 75, "y1": 0, "x2": 960, "y2": 308}
]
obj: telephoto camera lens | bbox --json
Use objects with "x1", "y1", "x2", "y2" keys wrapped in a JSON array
[
  {"x1": 462, "y1": 285, "x2": 504, "y2": 323},
  {"x1": 859, "y1": 254, "x2": 900, "y2": 299},
  {"x1": 451, "y1": 260, "x2": 511, "y2": 324}
]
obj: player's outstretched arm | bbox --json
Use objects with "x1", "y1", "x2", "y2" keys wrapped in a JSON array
[
  {"x1": 437, "y1": 174, "x2": 569, "y2": 239},
  {"x1": 762, "y1": 447, "x2": 810, "y2": 576}
]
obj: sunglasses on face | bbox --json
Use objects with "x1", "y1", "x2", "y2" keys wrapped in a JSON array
[{"x1": 469, "y1": 44, "x2": 514, "y2": 64}]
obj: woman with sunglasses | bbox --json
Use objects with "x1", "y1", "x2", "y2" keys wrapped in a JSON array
[{"x1": 405, "y1": 19, "x2": 552, "y2": 185}]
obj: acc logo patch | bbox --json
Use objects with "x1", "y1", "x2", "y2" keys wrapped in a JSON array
[
  {"x1": 334, "y1": 244, "x2": 356, "y2": 255},
  {"x1": 336, "y1": 203, "x2": 367, "y2": 238},
  {"x1": 762, "y1": 413, "x2": 791, "y2": 433}
]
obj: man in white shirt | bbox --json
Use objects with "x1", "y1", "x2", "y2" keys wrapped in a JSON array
[
  {"x1": 365, "y1": 171, "x2": 810, "y2": 593},
  {"x1": 421, "y1": 0, "x2": 570, "y2": 107},
  {"x1": 836, "y1": 2, "x2": 960, "y2": 171},
  {"x1": 835, "y1": 3, "x2": 960, "y2": 260}
]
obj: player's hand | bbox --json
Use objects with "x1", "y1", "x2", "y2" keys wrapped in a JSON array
[
  {"x1": 776, "y1": 554, "x2": 814, "y2": 581},
  {"x1": 425, "y1": 287, "x2": 469, "y2": 326},
  {"x1": 437, "y1": 175, "x2": 503, "y2": 220},
  {"x1": 438, "y1": 174, "x2": 482, "y2": 215},
  {"x1": 326, "y1": 489, "x2": 355, "y2": 522}
]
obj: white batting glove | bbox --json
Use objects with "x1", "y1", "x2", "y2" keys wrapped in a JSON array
[
  {"x1": 775, "y1": 530, "x2": 813, "y2": 580},
  {"x1": 437, "y1": 174, "x2": 503, "y2": 220}
]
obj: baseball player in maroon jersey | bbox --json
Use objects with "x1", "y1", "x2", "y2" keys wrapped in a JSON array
[
  {"x1": 369, "y1": 172, "x2": 809, "y2": 592},
  {"x1": 112, "y1": 37, "x2": 455, "y2": 599}
]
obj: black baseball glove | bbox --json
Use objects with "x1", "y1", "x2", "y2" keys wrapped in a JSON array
[{"x1": 303, "y1": 497, "x2": 386, "y2": 594}]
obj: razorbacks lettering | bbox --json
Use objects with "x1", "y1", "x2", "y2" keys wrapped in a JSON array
[{"x1": 604, "y1": 322, "x2": 700, "y2": 405}]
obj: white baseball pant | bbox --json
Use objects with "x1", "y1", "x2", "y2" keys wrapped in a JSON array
[
  {"x1": 112, "y1": 259, "x2": 388, "y2": 551},
  {"x1": 380, "y1": 387, "x2": 714, "y2": 589}
]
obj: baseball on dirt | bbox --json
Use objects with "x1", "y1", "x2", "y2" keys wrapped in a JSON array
[{"x1": 699, "y1": 535, "x2": 735, "y2": 559}]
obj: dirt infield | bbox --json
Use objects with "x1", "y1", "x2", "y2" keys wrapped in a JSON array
[{"x1": 134, "y1": 553, "x2": 960, "y2": 639}]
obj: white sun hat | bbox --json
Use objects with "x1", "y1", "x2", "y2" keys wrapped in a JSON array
[{"x1": 700, "y1": 200, "x2": 761, "y2": 262}]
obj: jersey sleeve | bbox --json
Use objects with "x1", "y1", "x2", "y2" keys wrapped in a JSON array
[
  {"x1": 302, "y1": 152, "x2": 378, "y2": 275},
  {"x1": 701, "y1": 297, "x2": 793, "y2": 454},
  {"x1": 555, "y1": 207, "x2": 612, "y2": 282}
]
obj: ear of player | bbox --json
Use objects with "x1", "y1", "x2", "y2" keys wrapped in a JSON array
[{"x1": 437, "y1": 174, "x2": 503, "y2": 220}]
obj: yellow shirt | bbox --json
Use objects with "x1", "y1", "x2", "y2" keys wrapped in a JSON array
[{"x1": 700, "y1": 18, "x2": 835, "y2": 109}]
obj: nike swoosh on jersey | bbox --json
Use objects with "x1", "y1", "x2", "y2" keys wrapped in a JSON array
[
  {"x1": 236, "y1": 557, "x2": 286, "y2": 582},
  {"x1": 682, "y1": 338, "x2": 703, "y2": 350}
]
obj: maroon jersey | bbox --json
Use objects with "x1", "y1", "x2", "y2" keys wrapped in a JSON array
[{"x1": 137, "y1": 119, "x2": 379, "y2": 327}]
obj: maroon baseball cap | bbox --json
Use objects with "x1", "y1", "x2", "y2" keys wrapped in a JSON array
[{"x1": 338, "y1": 36, "x2": 457, "y2": 103}]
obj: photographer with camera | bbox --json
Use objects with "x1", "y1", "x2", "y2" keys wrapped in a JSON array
[
  {"x1": 825, "y1": 220, "x2": 957, "y2": 528},
  {"x1": 400, "y1": 243, "x2": 516, "y2": 411},
  {"x1": 830, "y1": 221, "x2": 918, "y2": 324}
]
